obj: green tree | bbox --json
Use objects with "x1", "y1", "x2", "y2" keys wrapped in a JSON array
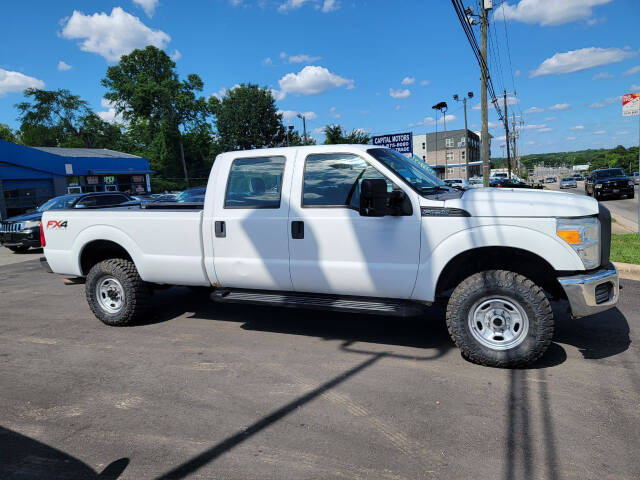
[
  {"x1": 0, "y1": 123, "x2": 17, "y2": 143},
  {"x1": 209, "y1": 84, "x2": 285, "y2": 151},
  {"x1": 102, "y1": 46, "x2": 210, "y2": 184},
  {"x1": 322, "y1": 124, "x2": 370, "y2": 144},
  {"x1": 15, "y1": 88, "x2": 125, "y2": 148}
]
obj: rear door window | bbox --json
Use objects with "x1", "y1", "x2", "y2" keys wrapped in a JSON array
[{"x1": 224, "y1": 156, "x2": 286, "y2": 208}]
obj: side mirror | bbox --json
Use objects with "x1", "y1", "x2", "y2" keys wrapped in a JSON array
[{"x1": 359, "y1": 179, "x2": 388, "y2": 217}]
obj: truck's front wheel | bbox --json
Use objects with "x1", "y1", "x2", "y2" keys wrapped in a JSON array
[
  {"x1": 85, "y1": 258, "x2": 150, "y2": 326},
  {"x1": 446, "y1": 270, "x2": 553, "y2": 367}
]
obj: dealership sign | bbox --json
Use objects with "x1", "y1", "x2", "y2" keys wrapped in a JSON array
[
  {"x1": 622, "y1": 93, "x2": 640, "y2": 116},
  {"x1": 372, "y1": 132, "x2": 413, "y2": 155}
]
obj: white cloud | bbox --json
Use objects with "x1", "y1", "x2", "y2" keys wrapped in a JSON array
[
  {"x1": 548, "y1": 103, "x2": 570, "y2": 111},
  {"x1": 488, "y1": 121, "x2": 502, "y2": 128},
  {"x1": 311, "y1": 127, "x2": 325, "y2": 135},
  {"x1": 329, "y1": 106, "x2": 340, "y2": 118},
  {"x1": 170, "y1": 49, "x2": 181, "y2": 61},
  {"x1": 571, "y1": 125, "x2": 585, "y2": 130},
  {"x1": 531, "y1": 47, "x2": 635, "y2": 77},
  {"x1": 623, "y1": 65, "x2": 640, "y2": 76},
  {"x1": 321, "y1": 0, "x2": 339, "y2": 12},
  {"x1": 617, "y1": 130, "x2": 630, "y2": 135},
  {"x1": 526, "y1": 140, "x2": 535, "y2": 145},
  {"x1": 417, "y1": 114, "x2": 457, "y2": 127},
  {"x1": 473, "y1": 96, "x2": 518, "y2": 110},
  {"x1": 278, "y1": 110, "x2": 317, "y2": 122},
  {"x1": 525, "y1": 106, "x2": 544, "y2": 114},
  {"x1": 389, "y1": 88, "x2": 410, "y2": 99},
  {"x1": 132, "y1": 0, "x2": 159, "y2": 16},
  {"x1": 495, "y1": 0, "x2": 612, "y2": 26},
  {"x1": 262, "y1": 57, "x2": 273, "y2": 66},
  {"x1": 514, "y1": 70, "x2": 521, "y2": 77},
  {"x1": 545, "y1": 116, "x2": 556, "y2": 121},
  {"x1": 278, "y1": 0, "x2": 339, "y2": 13},
  {"x1": 521, "y1": 123, "x2": 547, "y2": 130},
  {"x1": 60, "y1": 7, "x2": 171, "y2": 62},
  {"x1": 278, "y1": 65, "x2": 354, "y2": 97},
  {"x1": 420, "y1": 80, "x2": 430, "y2": 85},
  {"x1": 538, "y1": 127, "x2": 553, "y2": 133},
  {"x1": 0, "y1": 68, "x2": 44, "y2": 96},
  {"x1": 401, "y1": 76, "x2": 415, "y2": 85},
  {"x1": 631, "y1": 84, "x2": 640, "y2": 91},
  {"x1": 566, "y1": 137, "x2": 576, "y2": 141},
  {"x1": 96, "y1": 98, "x2": 123, "y2": 123},
  {"x1": 270, "y1": 88, "x2": 286, "y2": 101},
  {"x1": 592, "y1": 72, "x2": 613, "y2": 80},
  {"x1": 57, "y1": 60, "x2": 72, "y2": 71},
  {"x1": 286, "y1": 53, "x2": 322, "y2": 63},
  {"x1": 589, "y1": 96, "x2": 620, "y2": 108},
  {"x1": 593, "y1": 130, "x2": 606, "y2": 134},
  {"x1": 211, "y1": 84, "x2": 240, "y2": 100}
]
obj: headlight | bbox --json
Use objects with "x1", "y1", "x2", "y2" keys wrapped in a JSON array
[
  {"x1": 595, "y1": 184, "x2": 602, "y2": 189},
  {"x1": 557, "y1": 217, "x2": 600, "y2": 269},
  {"x1": 22, "y1": 220, "x2": 41, "y2": 230},
  {"x1": 629, "y1": 181, "x2": 634, "y2": 186}
]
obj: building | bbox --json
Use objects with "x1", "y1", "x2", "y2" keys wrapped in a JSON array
[
  {"x1": 412, "y1": 129, "x2": 486, "y2": 179},
  {"x1": 0, "y1": 139, "x2": 152, "y2": 219}
]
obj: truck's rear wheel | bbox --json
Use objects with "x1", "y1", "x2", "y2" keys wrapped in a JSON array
[
  {"x1": 446, "y1": 270, "x2": 553, "y2": 368},
  {"x1": 85, "y1": 258, "x2": 150, "y2": 326}
]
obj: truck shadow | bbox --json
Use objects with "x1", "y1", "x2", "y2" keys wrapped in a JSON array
[
  {"x1": 143, "y1": 287, "x2": 571, "y2": 368},
  {"x1": 0, "y1": 426, "x2": 129, "y2": 479}
]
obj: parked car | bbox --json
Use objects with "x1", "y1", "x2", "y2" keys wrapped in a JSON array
[
  {"x1": 490, "y1": 178, "x2": 531, "y2": 189},
  {"x1": 41, "y1": 145, "x2": 618, "y2": 368},
  {"x1": 585, "y1": 168, "x2": 635, "y2": 200},
  {"x1": 560, "y1": 177, "x2": 577, "y2": 189},
  {"x1": 444, "y1": 178, "x2": 472, "y2": 190},
  {"x1": 155, "y1": 187, "x2": 206, "y2": 203},
  {"x1": 0, "y1": 192, "x2": 132, "y2": 252},
  {"x1": 632, "y1": 172, "x2": 639, "y2": 185},
  {"x1": 545, "y1": 177, "x2": 556, "y2": 183},
  {"x1": 468, "y1": 177, "x2": 484, "y2": 188}
]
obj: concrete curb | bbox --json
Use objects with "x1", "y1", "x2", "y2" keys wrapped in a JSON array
[
  {"x1": 614, "y1": 261, "x2": 640, "y2": 281},
  {"x1": 612, "y1": 215, "x2": 638, "y2": 234}
]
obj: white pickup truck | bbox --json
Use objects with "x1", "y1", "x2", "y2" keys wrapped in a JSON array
[{"x1": 41, "y1": 145, "x2": 619, "y2": 367}]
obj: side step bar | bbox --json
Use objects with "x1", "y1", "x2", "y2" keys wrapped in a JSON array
[{"x1": 210, "y1": 289, "x2": 428, "y2": 317}]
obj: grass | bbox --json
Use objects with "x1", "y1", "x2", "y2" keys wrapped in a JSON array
[{"x1": 611, "y1": 234, "x2": 640, "y2": 264}]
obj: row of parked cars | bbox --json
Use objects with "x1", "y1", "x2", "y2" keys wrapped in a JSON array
[{"x1": 0, "y1": 187, "x2": 207, "y2": 252}]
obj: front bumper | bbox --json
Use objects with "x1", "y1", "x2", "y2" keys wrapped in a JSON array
[
  {"x1": 0, "y1": 229, "x2": 41, "y2": 248},
  {"x1": 558, "y1": 263, "x2": 619, "y2": 318}
]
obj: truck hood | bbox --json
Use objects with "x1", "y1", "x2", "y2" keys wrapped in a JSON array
[
  {"x1": 440, "y1": 187, "x2": 599, "y2": 217},
  {"x1": 3, "y1": 211, "x2": 42, "y2": 223}
]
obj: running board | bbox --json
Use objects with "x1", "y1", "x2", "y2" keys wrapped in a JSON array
[{"x1": 210, "y1": 289, "x2": 428, "y2": 317}]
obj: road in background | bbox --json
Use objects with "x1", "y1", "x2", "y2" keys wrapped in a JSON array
[
  {"x1": 1, "y1": 260, "x2": 639, "y2": 479},
  {"x1": 546, "y1": 180, "x2": 638, "y2": 233}
]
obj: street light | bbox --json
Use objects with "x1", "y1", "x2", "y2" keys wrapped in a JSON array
[
  {"x1": 432, "y1": 101, "x2": 448, "y2": 179},
  {"x1": 454, "y1": 91, "x2": 473, "y2": 179},
  {"x1": 296, "y1": 113, "x2": 307, "y2": 145}
]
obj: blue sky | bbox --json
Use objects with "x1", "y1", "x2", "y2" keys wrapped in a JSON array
[{"x1": 1, "y1": 0, "x2": 639, "y2": 156}]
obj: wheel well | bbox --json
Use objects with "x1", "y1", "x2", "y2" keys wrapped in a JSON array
[
  {"x1": 435, "y1": 247, "x2": 565, "y2": 300},
  {"x1": 80, "y1": 240, "x2": 133, "y2": 276}
]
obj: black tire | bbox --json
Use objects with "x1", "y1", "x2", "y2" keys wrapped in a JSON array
[
  {"x1": 446, "y1": 270, "x2": 554, "y2": 368},
  {"x1": 8, "y1": 246, "x2": 30, "y2": 253},
  {"x1": 85, "y1": 258, "x2": 150, "y2": 326}
]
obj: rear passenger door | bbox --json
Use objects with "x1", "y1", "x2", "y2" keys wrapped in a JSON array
[{"x1": 211, "y1": 153, "x2": 294, "y2": 291}]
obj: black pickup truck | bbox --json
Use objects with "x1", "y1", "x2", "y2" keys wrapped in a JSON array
[{"x1": 585, "y1": 168, "x2": 635, "y2": 201}]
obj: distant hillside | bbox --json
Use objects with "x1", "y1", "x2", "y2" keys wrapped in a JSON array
[{"x1": 492, "y1": 145, "x2": 639, "y2": 174}]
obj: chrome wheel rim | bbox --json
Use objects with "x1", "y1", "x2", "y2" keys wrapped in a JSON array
[
  {"x1": 468, "y1": 296, "x2": 529, "y2": 350},
  {"x1": 97, "y1": 276, "x2": 125, "y2": 314}
]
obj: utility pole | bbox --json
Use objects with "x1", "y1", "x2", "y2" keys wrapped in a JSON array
[
  {"x1": 511, "y1": 112, "x2": 519, "y2": 177},
  {"x1": 480, "y1": 2, "x2": 490, "y2": 187},
  {"x1": 297, "y1": 113, "x2": 307, "y2": 145},
  {"x1": 454, "y1": 92, "x2": 473, "y2": 178},
  {"x1": 503, "y1": 90, "x2": 512, "y2": 179}
]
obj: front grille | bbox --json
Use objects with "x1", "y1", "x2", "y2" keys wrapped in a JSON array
[
  {"x1": 598, "y1": 204, "x2": 611, "y2": 267},
  {"x1": 0, "y1": 222, "x2": 25, "y2": 233},
  {"x1": 595, "y1": 282, "x2": 613, "y2": 304}
]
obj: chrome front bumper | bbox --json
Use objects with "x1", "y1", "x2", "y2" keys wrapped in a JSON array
[{"x1": 558, "y1": 263, "x2": 619, "y2": 319}]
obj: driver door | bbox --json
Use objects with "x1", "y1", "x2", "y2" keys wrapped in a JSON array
[{"x1": 288, "y1": 151, "x2": 422, "y2": 299}]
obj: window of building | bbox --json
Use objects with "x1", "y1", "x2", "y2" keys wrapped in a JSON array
[
  {"x1": 446, "y1": 151, "x2": 454, "y2": 162},
  {"x1": 224, "y1": 156, "x2": 285, "y2": 208},
  {"x1": 421, "y1": 142, "x2": 426, "y2": 150},
  {"x1": 461, "y1": 151, "x2": 466, "y2": 160},
  {"x1": 447, "y1": 167, "x2": 455, "y2": 174},
  {"x1": 460, "y1": 137, "x2": 466, "y2": 145},
  {"x1": 445, "y1": 138, "x2": 454, "y2": 148},
  {"x1": 303, "y1": 153, "x2": 392, "y2": 208}
]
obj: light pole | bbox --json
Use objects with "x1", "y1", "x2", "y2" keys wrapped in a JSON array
[
  {"x1": 454, "y1": 91, "x2": 473, "y2": 178},
  {"x1": 432, "y1": 101, "x2": 448, "y2": 179},
  {"x1": 297, "y1": 113, "x2": 307, "y2": 145}
]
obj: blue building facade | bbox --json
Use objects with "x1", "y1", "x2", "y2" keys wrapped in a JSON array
[{"x1": 0, "y1": 140, "x2": 152, "y2": 219}]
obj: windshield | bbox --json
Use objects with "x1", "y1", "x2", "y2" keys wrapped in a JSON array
[
  {"x1": 367, "y1": 148, "x2": 446, "y2": 193},
  {"x1": 594, "y1": 169, "x2": 624, "y2": 178},
  {"x1": 37, "y1": 195, "x2": 77, "y2": 212}
]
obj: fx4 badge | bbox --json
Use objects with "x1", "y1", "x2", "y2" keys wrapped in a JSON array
[{"x1": 47, "y1": 220, "x2": 68, "y2": 229}]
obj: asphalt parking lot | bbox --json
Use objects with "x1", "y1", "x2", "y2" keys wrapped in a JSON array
[{"x1": 1, "y1": 254, "x2": 639, "y2": 479}]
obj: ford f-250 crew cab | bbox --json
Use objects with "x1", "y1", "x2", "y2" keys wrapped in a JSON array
[{"x1": 41, "y1": 145, "x2": 619, "y2": 367}]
